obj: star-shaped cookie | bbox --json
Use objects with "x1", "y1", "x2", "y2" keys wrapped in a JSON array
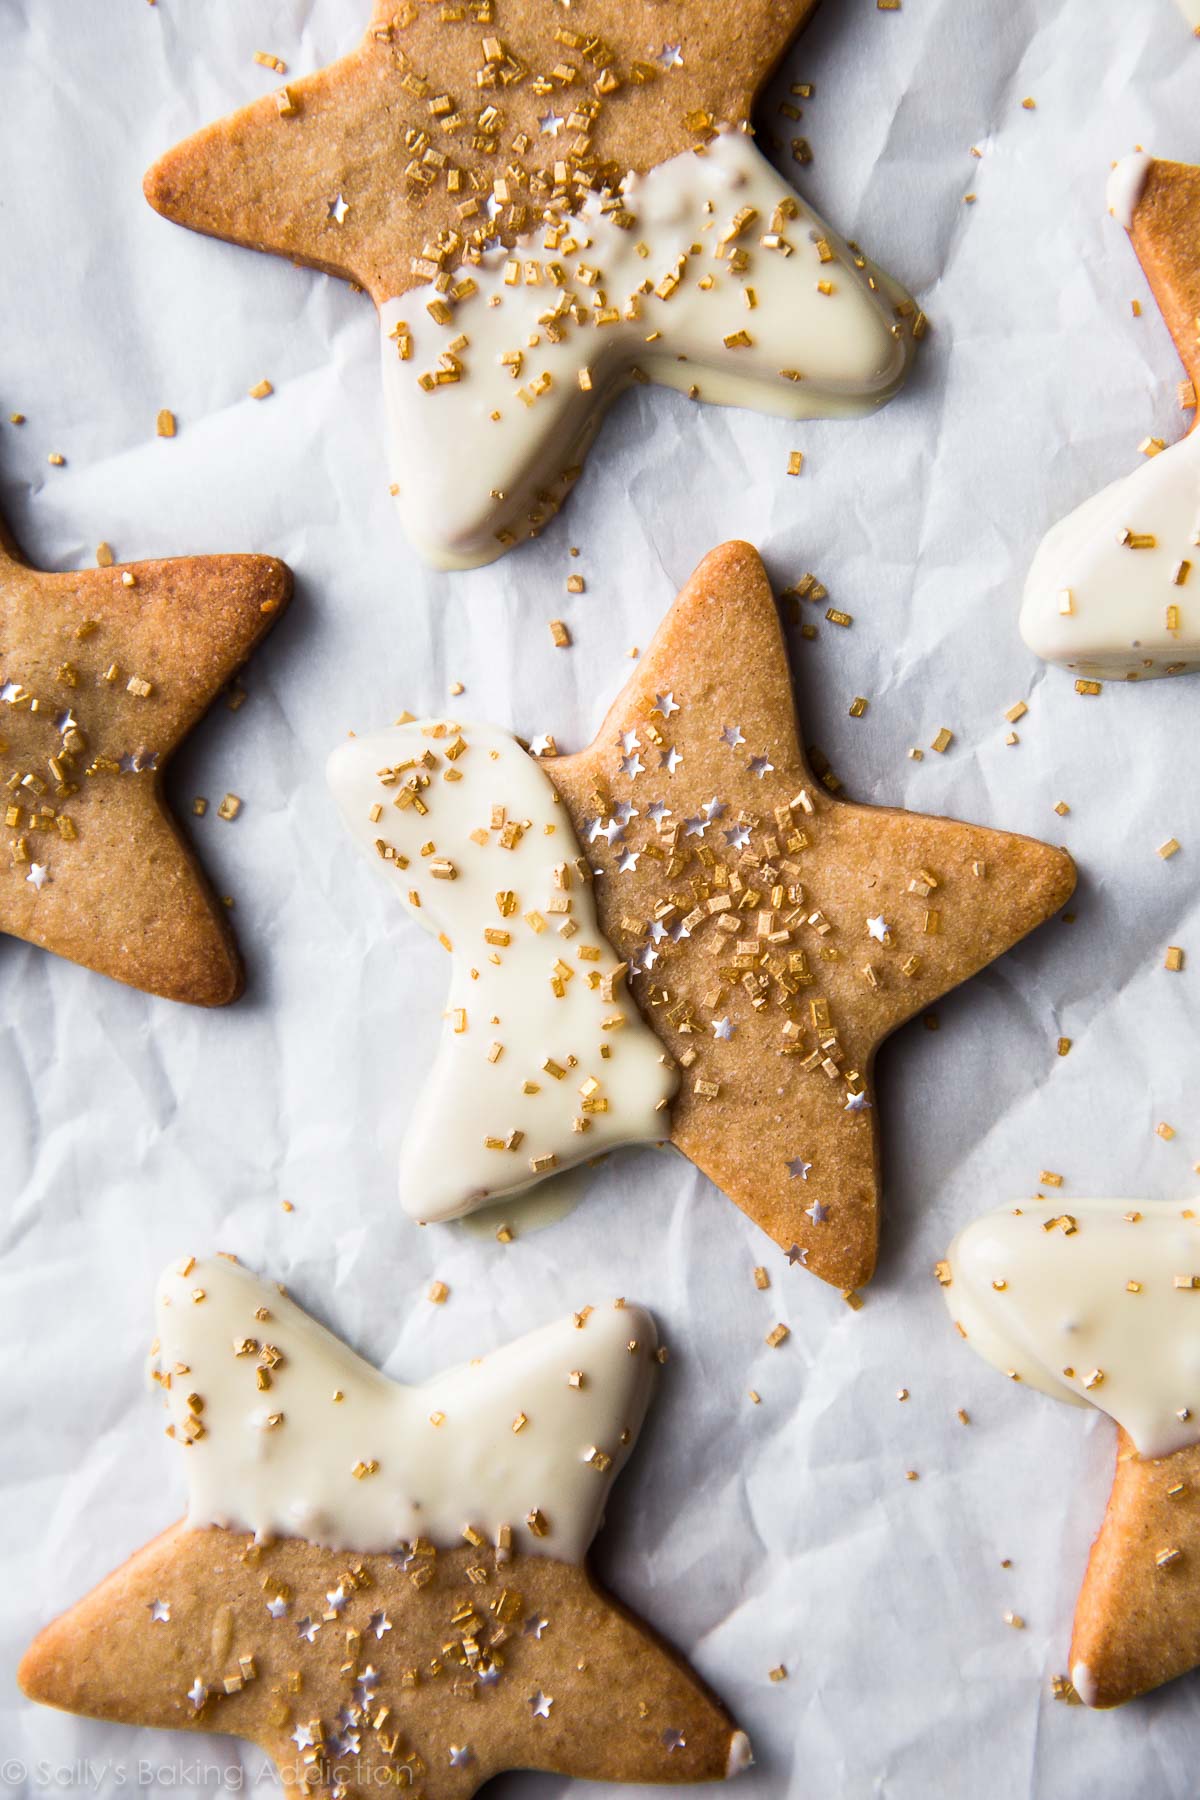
[
  {"x1": 1021, "y1": 154, "x2": 1200, "y2": 680},
  {"x1": 144, "y1": 1, "x2": 921, "y2": 566},
  {"x1": 0, "y1": 512, "x2": 291, "y2": 1004},
  {"x1": 19, "y1": 1257, "x2": 748, "y2": 1797},
  {"x1": 944, "y1": 1197, "x2": 1200, "y2": 1707},
  {"x1": 543, "y1": 542, "x2": 1076, "y2": 1290}
]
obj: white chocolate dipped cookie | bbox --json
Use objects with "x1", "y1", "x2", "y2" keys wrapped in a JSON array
[
  {"x1": 20, "y1": 1257, "x2": 749, "y2": 1795},
  {"x1": 143, "y1": 1, "x2": 921, "y2": 568},
  {"x1": 944, "y1": 1198, "x2": 1200, "y2": 1708},
  {"x1": 328, "y1": 718, "x2": 677, "y2": 1223},
  {"x1": 1020, "y1": 153, "x2": 1200, "y2": 681}
]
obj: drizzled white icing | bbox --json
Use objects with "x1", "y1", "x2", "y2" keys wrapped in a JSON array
[
  {"x1": 945, "y1": 1198, "x2": 1200, "y2": 1458},
  {"x1": 1020, "y1": 430, "x2": 1200, "y2": 679},
  {"x1": 153, "y1": 1257, "x2": 657, "y2": 1562},
  {"x1": 1105, "y1": 150, "x2": 1153, "y2": 230},
  {"x1": 379, "y1": 130, "x2": 917, "y2": 567},
  {"x1": 328, "y1": 720, "x2": 677, "y2": 1222}
]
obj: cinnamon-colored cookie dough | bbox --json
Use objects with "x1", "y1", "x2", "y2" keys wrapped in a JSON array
[{"x1": 0, "y1": 511, "x2": 291, "y2": 1003}]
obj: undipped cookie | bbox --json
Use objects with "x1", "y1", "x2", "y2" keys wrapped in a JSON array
[
  {"x1": 1021, "y1": 153, "x2": 1200, "y2": 680},
  {"x1": 943, "y1": 1196, "x2": 1200, "y2": 1707},
  {"x1": 330, "y1": 542, "x2": 1075, "y2": 1289},
  {"x1": 19, "y1": 1255, "x2": 750, "y2": 1796},
  {"x1": 1, "y1": 512, "x2": 291, "y2": 1004},
  {"x1": 144, "y1": 1, "x2": 921, "y2": 567}
]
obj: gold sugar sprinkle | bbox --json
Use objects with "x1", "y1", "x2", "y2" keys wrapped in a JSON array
[
  {"x1": 549, "y1": 619, "x2": 572, "y2": 648},
  {"x1": 1165, "y1": 946, "x2": 1185, "y2": 971},
  {"x1": 428, "y1": 1280, "x2": 449, "y2": 1304},
  {"x1": 1158, "y1": 838, "x2": 1180, "y2": 859},
  {"x1": 217, "y1": 794, "x2": 242, "y2": 822},
  {"x1": 930, "y1": 728, "x2": 953, "y2": 753},
  {"x1": 765, "y1": 1322, "x2": 790, "y2": 1349},
  {"x1": 249, "y1": 379, "x2": 274, "y2": 400}
]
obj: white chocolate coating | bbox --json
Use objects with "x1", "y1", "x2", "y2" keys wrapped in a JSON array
[
  {"x1": 328, "y1": 720, "x2": 677, "y2": 1222},
  {"x1": 153, "y1": 1257, "x2": 656, "y2": 1562},
  {"x1": 1105, "y1": 150, "x2": 1153, "y2": 230},
  {"x1": 945, "y1": 1199, "x2": 1200, "y2": 1459},
  {"x1": 379, "y1": 131, "x2": 917, "y2": 567},
  {"x1": 1020, "y1": 428, "x2": 1200, "y2": 680}
]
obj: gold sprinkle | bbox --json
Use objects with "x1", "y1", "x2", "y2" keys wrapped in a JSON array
[
  {"x1": 1157, "y1": 1122, "x2": 1176, "y2": 1141},
  {"x1": 930, "y1": 728, "x2": 953, "y2": 754},
  {"x1": 549, "y1": 619, "x2": 572, "y2": 648},
  {"x1": 217, "y1": 794, "x2": 242, "y2": 822},
  {"x1": 428, "y1": 1280, "x2": 449, "y2": 1304},
  {"x1": 1165, "y1": 946, "x2": 1185, "y2": 971},
  {"x1": 156, "y1": 409, "x2": 177, "y2": 438},
  {"x1": 1004, "y1": 1611, "x2": 1025, "y2": 1629},
  {"x1": 787, "y1": 450, "x2": 804, "y2": 476},
  {"x1": 249, "y1": 379, "x2": 274, "y2": 401},
  {"x1": 753, "y1": 1266, "x2": 770, "y2": 1291},
  {"x1": 96, "y1": 542, "x2": 114, "y2": 567},
  {"x1": 765, "y1": 1323, "x2": 790, "y2": 1349},
  {"x1": 769, "y1": 1665, "x2": 788, "y2": 1682},
  {"x1": 1158, "y1": 838, "x2": 1181, "y2": 859}
]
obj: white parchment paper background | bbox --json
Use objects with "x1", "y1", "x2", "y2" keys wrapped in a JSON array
[{"x1": 2, "y1": 0, "x2": 1199, "y2": 1794}]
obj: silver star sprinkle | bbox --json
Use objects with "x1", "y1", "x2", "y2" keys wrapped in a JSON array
[
  {"x1": 724, "y1": 824, "x2": 751, "y2": 850},
  {"x1": 844, "y1": 1091, "x2": 872, "y2": 1113},
  {"x1": 662, "y1": 1727, "x2": 687, "y2": 1751},
  {"x1": 368, "y1": 1610, "x2": 392, "y2": 1638},
  {"x1": 327, "y1": 193, "x2": 350, "y2": 224},
  {"x1": 786, "y1": 1243, "x2": 809, "y2": 1266},
  {"x1": 529, "y1": 1690, "x2": 554, "y2": 1718},
  {"x1": 296, "y1": 1616, "x2": 321, "y2": 1642},
  {"x1": 719, "y1": 724, "x2": 745, "y2": 748},
  {"x1": 646, "y1": 799, "x2": 671, "y2": 824},
  {"x1": 701, "y1": 796, "x2": 727, "y2": 821},
  {"x1": 325, "y1": 1584, "x2": 348, "y2": 1614},
  {"x1": 657, "y1": 43, "x2": 684, "y2": 67},
  {"x1": 620, "y1": 752, "x2": 645, "y2": 778},
  {"x1": 538, "y1": 108, "x2": 564, "y2": 135},
  {"x1": 805, "y1": 1199, "x2": 829, "y2": 1225},
  {"x1": 747, "y1": 753, "x2": 774, "y2": 778},
  {"x1": 186, "y1": 1678, "x2": 207, "y2": 1711},
  {"x1": 26, "y1": 863, "x2": 49, "y2": 890},
  {"x1": 147, "y1": 1599, "x2": 170, "y2": 1624},
  {"x1": 712, "y1": 1017, "x2": 735, "y2": 1041},
  {"x1": 683, "y1": 814, "x2": 708, "y2": 838},
  {"x1": 524, "y1": 1615, "x2": 549, "y2": 1639},
  {"x1": 652, "y1": 691, "x2": 680, "y2": 718},
  {"x1": 660, "y1": 746, "x2": 683, "y2": 774},
  {"x1": 449, "y1": 1746, "x2": 473, "y2": 1768},
  {"x1": 266, "y1": 1596, "x2": 289, "y2": 1620},
  {"x1": 866, "y1": 915, "x2": 890, "y2": 942},
  {"x1": 616, "y1": 847, "x2": 641, "y2": 873},
  {"x1": 292, "y1": 1723, "x2": 315, "y2": 1750},
  {"x1": 787, "y1": 1157, "x2": 811, "y2": 1180}
]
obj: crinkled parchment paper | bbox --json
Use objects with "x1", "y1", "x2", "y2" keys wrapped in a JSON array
[{"x1": 2, "y1": 0, "x2": 1199, "y2": 1795}]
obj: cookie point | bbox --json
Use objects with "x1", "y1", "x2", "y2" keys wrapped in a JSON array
[
  {"x1": 726, "y1": 1730, "x2": 755, "y2": 1777},
  {"x1": 1070, "y1": 1660, "x2": 1098, "y2": 1707}
]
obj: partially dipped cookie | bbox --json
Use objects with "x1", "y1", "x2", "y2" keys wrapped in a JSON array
[
  {"x1": 19, "y1": 1256, "x2": 749, "y2": 1795},
  {"x1": 943, "y1": 1197, "x2": 1200, "y2": 1707},
  {"x1": 144, "y1": 1, "x2": 920, "y2": 568},
  {"x1": 331, "y1": 544, "x2": 1076, "y2": 1288},
  {"x1": 1020, "y1": 154, "x2": 1200, "y2": 681}
]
